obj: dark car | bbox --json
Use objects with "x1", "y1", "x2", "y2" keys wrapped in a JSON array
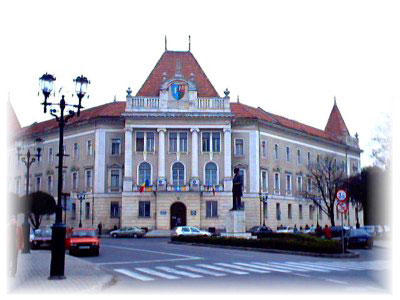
[
  {"x1": 247, "y1": 226, "x2": 273, "y2": 238},
  {"x1": 330, "y1": 226, "x2": 350, "y2": 238},
  {"x1": 31, "y1": 228, "x2": 52, "y2": 250},
  {"x1": 345, "y1": 229, "x2": 373, "y2": 249}
]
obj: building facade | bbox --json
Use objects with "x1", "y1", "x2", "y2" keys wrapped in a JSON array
[{"x1": 11, "y1": 49, "x2": 363, "y2": 231}]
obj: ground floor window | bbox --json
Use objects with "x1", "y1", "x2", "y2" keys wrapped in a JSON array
[
  {"x1": 85, "y1": 202, "x2": 90, "y2": 219},
  {"x1": 110, "y1": 202, "x2": 120, "y2": 218},
  {"x1": 72, "y1": 203, "x2": 76, "y2": 219},
  {"x1": 276, "y1": 203, "x2": 281, "y2": 220},
  {"x1": 139, "y1": 201, "x2": 151, "y2": 217},
  {"x1": 206, "y1": 201, "x2": 218, "y2": 218},
  {"x1": 288, "y1": 203, "x2": 292, "y2": 219}
]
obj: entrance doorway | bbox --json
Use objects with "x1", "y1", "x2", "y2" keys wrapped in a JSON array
[{"x1": 170, "y1": 202, "x2": 186, "y2": 229}]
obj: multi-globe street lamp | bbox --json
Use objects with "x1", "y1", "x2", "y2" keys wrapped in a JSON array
[
  {"x1": 259, "y1": 192, "x2": 268, "y2": 227},
  {"x1": 39, "y1": 73, "x2": 90, "y2": 280},
  {"x1": 17, "y1": 138, "x2": 43, "y2": 254}
]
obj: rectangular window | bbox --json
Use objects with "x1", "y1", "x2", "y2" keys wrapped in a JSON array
[
  {"x1": 263, "y1": 202, "x2": 268, "y2": 219},
  {"x1": 274, "y1": 173, "x2": 280, "y2": 194},
  {"x1": 48, "y1": 147, "x2": 53, "y2": 161},
  {"x1": 111, "y1": 138, "x2": 121, "y2": 155},
  {"x1": 276, "y1": 203, "x2": 281, "y2": 220},
  {"x1": 212, "y1": 132, "x2": 221, "y2": 152},
  {"x1": 261, "y1": 141, "x2": 267, "y2": 158},
  {"x1": 299, "y1": 204, "x2": 303, "y2": 219},
  {"x1": 85, "y1": 202, "x2": 90, "y2": 219},
  {"x1": 146, "y1": 132, "x2": 155, "y2": 152},
  {"x1": 309, "y1": 205, "x2": 313, "y2": 220},
  {"x1": 206, "y1": 201, "x2": 218, "y2": 218},
  {"x1": 202, "y1": 132, "x2": 210, "y2": 152},
  {"x1": 179, "y1": 132, "x2": 188, "y2": 152},
  {"x1": 307, "y1": 177, "x2": 312, "y2": 193},
  {"x1": 235, "y1": 139, "x2": 244, "y2": 156},
  {"x1": 73, "y1": 143, "x2": 79, "y2": 159},
  {"x1": 72, "y1": 172, "x2": 78, "y2": 190},
  {"x1": 72, "y1": 203, "x2": 76, "y2": 220},
  {"x1": 297, "y1": 176, "x2": 303, "y2": 193},
  {"x1": 288, "y1": 204, "x2": 292, "y2": 219},
  {"x1": 35, "y1": 176, "x2": 41, "y2": 191},
  {"x1": 274, "y1": 144, "x2": 279, "y2": 160},
  {"x1": 47, "y1": 176, "x2": 52, "y2": 193},
  {"x1": 135, "y1": 132, "x2": 144, "y2": 152},
  {"x1": 307, "y1": 152, "x2": 311, "y2": 165},
  {"x1": 111, "y1": 170, "x2": 120, "y2": 189},
  {"x1": 85, "y1": 170, "x2": 92, "y2": 189},
  {"x1": 110, "y1": 202, "x2": 120, "y2": 218},
  {"x1": 87, "y1": 140, "x2": 93, "y2": 156},
  {"x1": 297, "y1": 149, "x2": 301, "y2": 164},
  {"x1": 286, "y1": 146, "x2": 290, "y2": 162},
  {"x1": 261, "y1": 170, "x2": 268, "y2": 192},
  {"x1": 286, "y1": 174, "x2": 292, "y2": 195},
  {"x1": 169, "y1": 132, "x2": 178, "y2": 152},
  {"x1": 139, "y1": 201, "x2": 150, "y2": 217}
]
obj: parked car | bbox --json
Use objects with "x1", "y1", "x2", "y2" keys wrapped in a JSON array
[
  {"x1": 360, "y1": 225, "x2": 376, "y2": 237},
  {"x1": 304, "y1": 226, "x2": 317, "y2": 234},
  {"x1": 330, "y1": 226, "x2": 350, "y2": 238},
  {"x1": 173, "y1": 226, "x2": 212, "y2": 237},
  {"x1": 276, "y1": 226, "x2": 294, "y2": 233},
  {"x1": 66, "y1": 228, "x2": 100, "y2": 256},
  {"x1": 247, "y1": 226, "x2": 273, "y2": 236},
  {"x1": 110, "y1": 226, "x2": 145, "y2": 238},
  {"x1": 345, "y1": 228, "x2": 373, "y2": 249},
  {"x1": 31, "y1": 228, "x2": 52, "y2": 250}
]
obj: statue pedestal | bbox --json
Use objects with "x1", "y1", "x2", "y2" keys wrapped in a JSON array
[{"x1": 221, "y1": 210, "x2": 251, "y2": 238}]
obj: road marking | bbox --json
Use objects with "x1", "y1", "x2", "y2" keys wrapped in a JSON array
[
  {"x1": 135, "y1": 267, "x2": 180, "y2": 279},
  {"x1": 176, "y1": 265, "x2": 226, "y2": 277},
  {"x1": 266, "y1": 262, "x2": 310, "y2": 272},
  {"x1": 291, "y1": 273, "x2": 311, "y2": 278},
  {"x1": 114, "y1": 269, "x2": 154, "y2": 281},
  {"x1": 235, "y1": 262, "x2": 291, "y2": 273},
  {"x1": 315, "y1": 262, "x2": 366, "y2": 271},
  {"x1": 215, "y1": 263, "x2": 270, "y2": 273},
  {"x1": 155, "y1": 266, "x2": 203, "y2": 278},
  {"x1": 102, "y1": 244, "x2": 200, "y2": 259},
  {"x1": 283, "y1": 262, "x2": 330, "y2": 272},
  {"x1": 299, "y1": 262, "x2": 347, "y2": 271},
  {"x1": 96, "y1": 257, "x2": 201, "y2": 266},
  {"x1": 324, "y1": 278, "x2": 349, "y2": 285},
  {"x1": 196, "y1": 264, "x2": 248, "y2": 275}
]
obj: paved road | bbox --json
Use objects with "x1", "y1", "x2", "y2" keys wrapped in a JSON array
[{"x1": 75, "y1": 237, "x2": 390, "y2": 294}]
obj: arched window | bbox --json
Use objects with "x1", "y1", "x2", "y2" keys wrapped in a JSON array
[
  {"x1": 139, "y1": 162, "x2": 151, "y2": 185},
  {"x1": 172, "y1": 162, "x2": 185, "y2": 186},
  {"x1": 205, "y1": 162, "x2": 218, "y2": 186}
]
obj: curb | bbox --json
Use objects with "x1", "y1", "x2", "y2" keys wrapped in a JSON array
[{"x1": 169, "y1": 241, "x2": 359, "y2": 258}]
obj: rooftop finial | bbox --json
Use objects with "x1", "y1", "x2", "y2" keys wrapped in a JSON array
[
  {"x1": 334, "y1": 96, "x2": 337, "y2": 106},
  {"x1": 165, "y1": 35, "x2": 167, "y2": 51},
  {"x1": 237, "y1": 95, "x2": 240, "y2": 103},
  {"x1": 188, "y1": 35, "x2": 191, "y2": 51},
  {"x1": 113, "y1": 95, "x2": 117, "y2": 102}
]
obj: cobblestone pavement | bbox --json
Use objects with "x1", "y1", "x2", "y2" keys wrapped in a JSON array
[{"x1": 8, "y1": 250, "x2": 115, "y2": 294}]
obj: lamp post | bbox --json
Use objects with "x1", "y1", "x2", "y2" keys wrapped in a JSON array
[
  {"x1": 39, "y1": 73, "x2": 90, "y2": 280},
  {"x1": 78, "y1": 192, "x2": 86, "y2": 228},
  {"x1": 18, "y1": 138, "x2": 43, "y2": 254},
  {"x1": 259, "y1": 192, "x2": 268, "y2": 227}
]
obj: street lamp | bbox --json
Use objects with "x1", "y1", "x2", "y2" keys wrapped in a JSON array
[
  {"x1": 259, "y1": 192, "x2": 268, "y2": 227},
  {"x1": 78, "y1": 192, "x2": 86, "y2": 228},
  {"x1": 18, "y1": 138, "x2": 43, "y2": 254},
  {"x1": 39, "y1": 73, "x2": 90, "y2": 280}
]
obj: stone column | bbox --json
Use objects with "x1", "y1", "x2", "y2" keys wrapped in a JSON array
[
  {"x1": 123, "y1": 127, "x2": 133, "y2": 192},
  {"x1": 94, "y1": 129, "x2": 106, "y2": 193},
  {"x1": 157, "y1": 128, "x2": 167, "y2": 190},
  {"x1": 190, "y1": 128, "x2": 200, "y2": 191},
  {"x1": 223, "y1": 128, "x2": 233, "y2": 191},
  {"x1": 249, "y1": 130, "x2": 260, "y2": 193}
]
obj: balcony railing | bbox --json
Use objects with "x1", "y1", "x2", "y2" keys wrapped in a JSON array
[{"x1": 127, "y1": 97, "x2": 160, "y2": 110}]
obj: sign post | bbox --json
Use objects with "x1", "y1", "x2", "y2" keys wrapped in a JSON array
[{"x1": 336, "y1": 189, "x2": 348, "y2": 254}]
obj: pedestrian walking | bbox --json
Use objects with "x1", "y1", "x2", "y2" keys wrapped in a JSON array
[
  {"x1": 97, "y1": 222, "x2": 103, "y2": 236},
  {"x1": 323, "y1": 225, "x2": 332, "y2": 239},
  {"x1": 8, "y1": 216, "x2": 24, "y2": 277}
]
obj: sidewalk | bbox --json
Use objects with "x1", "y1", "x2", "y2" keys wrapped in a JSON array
[
  {"x1": 373, "y1": 239, "x2": 391, "y2": 249},
  {"x1": 8, "y1": 250, "x2": 115, "y2": 294}
]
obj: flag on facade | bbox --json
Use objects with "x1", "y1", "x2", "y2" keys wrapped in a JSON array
[{"x1": 139, "y1": 179, "x2": 150, "y2": 193}]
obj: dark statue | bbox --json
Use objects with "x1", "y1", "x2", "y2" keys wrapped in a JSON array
[{"x1": 232, "y1": 167, "x2": 243, "y2": 210}]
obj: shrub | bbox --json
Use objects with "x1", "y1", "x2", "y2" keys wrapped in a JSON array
[{"x1": 171, "y1": 234, "x2": 342, "y2": 254}]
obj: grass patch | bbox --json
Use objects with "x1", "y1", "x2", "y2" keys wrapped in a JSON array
[{"x1": 171, "y1": 233, "x2": 342, "y2": 254}]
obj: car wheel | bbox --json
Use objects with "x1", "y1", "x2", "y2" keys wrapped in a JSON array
[{"x1": 112, "y1": 233, "x2": 118, "y2": 238}]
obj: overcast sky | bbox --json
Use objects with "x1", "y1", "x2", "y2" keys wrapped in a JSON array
[{"x1": 1, "y1": 0, "x2": 399, "y2": 167}]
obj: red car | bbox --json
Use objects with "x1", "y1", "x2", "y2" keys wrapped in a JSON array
[{"x1": 65, "y1": 228, "x2": 100, "y2": 256}]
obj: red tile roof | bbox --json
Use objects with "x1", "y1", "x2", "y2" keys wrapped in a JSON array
[
  {"x1": 325, "y1": 102, "x2": 350, "y2": 137},
  {"x1": 136, "y1": 51, "x2": 219, "y2": 98},
  {"x1": 231, "y1": 102, "x2": 345, "y2": 144},
  {"x1": 18, "y1": 101, "x2": 125, "y2": 137}
]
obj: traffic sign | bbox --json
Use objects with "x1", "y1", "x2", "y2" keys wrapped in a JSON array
[
  {"x1": 337, "y1": 201, "x2": 348, "y2": 213},
  {"x1": 336, "y1": 189, "x2": 347, "y2": 202}
]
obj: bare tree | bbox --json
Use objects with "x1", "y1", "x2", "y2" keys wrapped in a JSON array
[
  {"x1": 303, "y1": 155, "x2": 347, "y2": 226},
  {"x1": 371, "y1": 114, "x2": 391, "y2": 170}
]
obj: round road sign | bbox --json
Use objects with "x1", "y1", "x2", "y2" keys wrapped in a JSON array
[
  {"x1": 337, "y1": 201, "x2": 348, "y2": 213},
  {"x1": 336, "y1": 189, "x2": 347, "y2": 202}
]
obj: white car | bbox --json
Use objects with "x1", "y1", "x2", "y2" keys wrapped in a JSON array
[
  {"x1": 173, "y1": 226, "x2": 212, "y2": 237},
  {"x1": 276, "y1": 226, "x2": 294, "y2": 233}
]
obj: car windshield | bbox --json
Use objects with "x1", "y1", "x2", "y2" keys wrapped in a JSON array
[
  {"x1": 35, "y1": 229, "x2": 52, "y2": 237},
  {"x1": 71, "y1": 230, "x2": 96, "y2": 238},
  {"x1": 349, "y1": 229, "x2": 369, "y2": 237}
]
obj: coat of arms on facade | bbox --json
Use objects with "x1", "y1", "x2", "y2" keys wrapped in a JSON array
[{"x1": 171, "y1": 83, "x2": 186, "y2": 100}]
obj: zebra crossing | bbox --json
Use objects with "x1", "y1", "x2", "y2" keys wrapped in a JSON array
[{"x1": 113, "y1": 260, "x2": 389, "y2": 282}]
